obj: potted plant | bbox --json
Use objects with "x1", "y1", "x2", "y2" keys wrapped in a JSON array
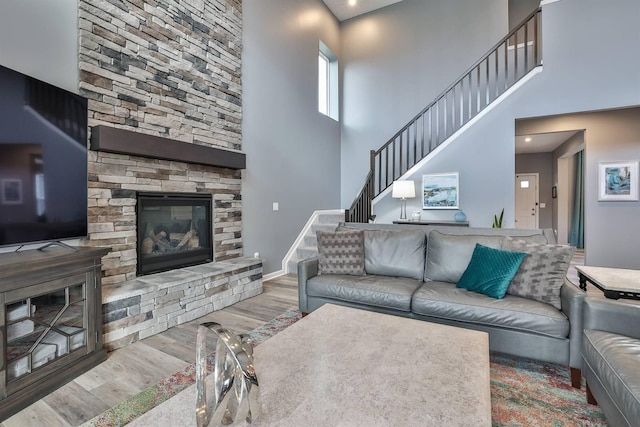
[{"x1": 492, "y1": 208, "x2": 504, "y2": 228}]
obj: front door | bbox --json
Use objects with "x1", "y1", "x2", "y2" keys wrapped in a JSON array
[{"x1": 515, "y1": 173, "x2": 539, "y2": 229}]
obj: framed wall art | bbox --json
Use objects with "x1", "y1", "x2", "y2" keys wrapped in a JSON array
[
  {"x1": 598, "y1": 161, "x2": 638, "y2": 201},
  {"x1": 422, "y1": 172, "x2": 459, "y2": 209},
  {"x1": 1, "y1": 179, "x2": 22, "y2": 205}
]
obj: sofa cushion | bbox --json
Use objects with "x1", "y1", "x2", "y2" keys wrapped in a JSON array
[
  {"x1": 425, "y1": 231, "x2": 504, "y2": 283},
  {"x1": 502, "y1": 237, "x2": 575, "y2": 310},
  {"x1": 502, "y1": 234, "x2": 550, "y2": 245},
  {"x1": 363, "y1": 229, "x2": 425, "y2": 280},
  {"x1": 583, "y1": 329, "x2": 640, "y2": 426},
  {"x1": 316, "y1": 230, "x2": 365, "y2": 276},
  {"x1": 306, "y1": 274, "x2": 423, "y2": 312},
  {"x1": 412, "y1": 281, "x2": 570, "y2": 338},
  {"x1": 456, "y1": 244, "x2": 526, "y2": 299}
]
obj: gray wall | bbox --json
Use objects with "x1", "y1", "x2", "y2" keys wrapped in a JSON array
[
  {"x1": 367, "y1": 0, "x2": 640, "y2": 269},
  {"x1": 242, "y1": 0, "x2": 342, "y2": 274},
  {"x1": 339, "y1": 0, "x2": 509, "y2": 206},
  {"x1": 509, "y1": 0, "x2": 541, "y2": 30},
  {"x1": 517, "y1": 108, "x2": 640, "y2": 269},
  {"x1": 0, "y1": 0, "x2": 77, "y2": 93},
  {"x1": 515, "y1": 153, "x2": 553, "y2": 229}
]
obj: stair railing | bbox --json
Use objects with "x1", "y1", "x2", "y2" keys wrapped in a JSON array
[{"x1": 345, "y1": 8, "x2": 542, "y2": 223}]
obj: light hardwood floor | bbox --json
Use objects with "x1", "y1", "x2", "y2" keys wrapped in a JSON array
[{"x1": 1, "y1": 275, "x2": 299, "y2": 427}]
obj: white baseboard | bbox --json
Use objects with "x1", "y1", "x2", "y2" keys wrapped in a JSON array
[{"x1": 263, "y1": 270, "x2": 285, "y2": 281}]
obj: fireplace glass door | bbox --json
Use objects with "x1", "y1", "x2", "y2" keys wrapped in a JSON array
[{"x1": 137, "y1": 192, "x2": 213, "y2": 276}]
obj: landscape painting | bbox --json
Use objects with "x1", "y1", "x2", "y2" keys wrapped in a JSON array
[
  {"x1": 422, "y1": 173, "x2": 459, "y2": 209},
  {"x1": 598, "y1": 161, "x2": 639, "y2": 201}
]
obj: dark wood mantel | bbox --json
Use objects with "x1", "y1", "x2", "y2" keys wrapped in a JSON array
[{"x1": 90, "y1": 125, "x2": 246, "y2": 169}]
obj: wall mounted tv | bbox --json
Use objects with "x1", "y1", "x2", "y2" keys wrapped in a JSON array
[{"x1": 0, "y1": 63, "x2": 88, "y2": 247}]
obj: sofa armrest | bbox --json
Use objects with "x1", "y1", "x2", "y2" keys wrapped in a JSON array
[
  {"x1": 584, "y1": 296, "x2": 640, "y2": 340},
  {"x1": 297, "y1": 257, "x2": 318, "y2": 313},
  {"x1": 561, "y1": 280, "x2": 586, "y2": 369}
]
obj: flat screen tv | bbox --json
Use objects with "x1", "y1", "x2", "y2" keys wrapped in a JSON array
[{"x1": 0, "y1": 63, "x2": 88, "y2": 247}]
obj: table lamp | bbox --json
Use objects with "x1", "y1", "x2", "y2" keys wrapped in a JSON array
[{"x1": 392, "y1": 180, "x2": 416, "y2": 220}]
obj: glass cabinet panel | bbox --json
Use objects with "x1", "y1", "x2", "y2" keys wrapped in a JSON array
[{"x1": 5, "y1": 281, "x2": 87, "y2": 381}]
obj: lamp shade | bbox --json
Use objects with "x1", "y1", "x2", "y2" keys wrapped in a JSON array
[{"x1": 392, "y1": 180, "x2": 415, "y2": 199}]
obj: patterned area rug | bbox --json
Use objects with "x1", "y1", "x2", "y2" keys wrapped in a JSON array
[{"x1": 83, "y1": 309, "x2": 607, "y2": 427}]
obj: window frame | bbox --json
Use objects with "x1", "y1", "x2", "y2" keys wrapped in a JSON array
[{"x1": 318, "y1": 41, "x2": 338, "y2": 121}]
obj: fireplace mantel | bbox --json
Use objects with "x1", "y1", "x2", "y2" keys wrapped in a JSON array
[{"x1": 90, "y1": 125, "x2": 246, "y2": 169}]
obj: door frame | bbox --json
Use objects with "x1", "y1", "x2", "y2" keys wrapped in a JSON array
[{"x1": 515, "y1": 172, "x2": 539, "y2": 229}]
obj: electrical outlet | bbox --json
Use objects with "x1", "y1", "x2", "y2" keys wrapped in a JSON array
[{"x1": 272, "y1": 202, "x2": 279, "y2": 211}]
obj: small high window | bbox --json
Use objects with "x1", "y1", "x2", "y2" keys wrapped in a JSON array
[{"x1": 318, "y1": 40, "x2": 338, "y2": 120}]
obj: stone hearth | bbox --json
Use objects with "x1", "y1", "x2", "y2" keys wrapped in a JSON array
[{"x1": 102, "y1": 257, "x2": 262, "y2": 351}]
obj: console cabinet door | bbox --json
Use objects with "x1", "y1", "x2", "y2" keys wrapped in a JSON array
[{"x1": 1, "y1": 272, "x2": 91, "y2": 398}]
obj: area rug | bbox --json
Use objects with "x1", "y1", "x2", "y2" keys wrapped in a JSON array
[{"x1": 83, "y1": 309, "x2": 607, "y2": 427}]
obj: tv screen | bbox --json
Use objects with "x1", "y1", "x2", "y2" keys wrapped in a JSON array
[{"x1": 0, "y1": 63, "x2": 88, "y2": 247}]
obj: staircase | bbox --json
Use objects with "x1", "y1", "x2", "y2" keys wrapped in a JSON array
[
  {"x1": 345, "y1": 8, "x2": 542, "y2": 223},
  {"x1": 285, "y1": 210, "x2": 346, "y2": 273}
]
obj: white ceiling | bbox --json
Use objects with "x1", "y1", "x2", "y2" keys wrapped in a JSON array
[
  {"x1": 322, "y1": 0, "x2": 403, "y2": 21},
  {"x1": 515, "y1": 130, "x2": 580, "y2": 155}
]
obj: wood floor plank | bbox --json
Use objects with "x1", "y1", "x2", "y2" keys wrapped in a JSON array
[
  {"x1": 42, "y1": 381, "x2": 110, "y2": 427},
  {"x1": 2, "y1": 399, "x2": 71, "y2": 427},
  {"x1": 100, "y1": 341, "x2": 189, "y2": 390}
]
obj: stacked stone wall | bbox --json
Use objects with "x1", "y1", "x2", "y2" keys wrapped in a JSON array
[
  {"x1": 78, "y1": 0, "x2": 243, "y2": 285},
  {"x1": 102, "y1": 258, "x2": 261, "y2": 351}
]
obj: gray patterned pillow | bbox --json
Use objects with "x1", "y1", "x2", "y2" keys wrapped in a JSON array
[
  {"x1": 503, "y1": 236, "x2": 575, "y2": 309},
  {"x1": 316, "y1": 230, "x2": 365, "y2": 275}
]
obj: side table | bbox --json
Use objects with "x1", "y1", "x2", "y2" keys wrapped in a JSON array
[{"x1": 576, "y1": 265, "x2": 640, "y2": 300}]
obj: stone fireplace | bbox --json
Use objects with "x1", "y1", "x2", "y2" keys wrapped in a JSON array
[
  {"x1": 75, "y1": 0, "x2": 260, "y2": 350},
  {"x1": 136, "y1": 192, "x2": 213, "y2": 276}
]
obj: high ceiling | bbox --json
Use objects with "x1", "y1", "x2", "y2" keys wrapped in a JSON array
[
  {"x1": 321, "y1": 0, "x2": 403, "y2": 21},
  {"x1": 320, "y1": 1, "x2": 578, "y2": 156}
]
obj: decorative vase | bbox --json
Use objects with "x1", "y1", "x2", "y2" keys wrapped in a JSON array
[{"x1": 454, "y1": 210, "x2": 467, "y2": 222}]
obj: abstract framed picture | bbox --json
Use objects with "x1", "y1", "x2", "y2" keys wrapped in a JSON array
[
  {"x1": 1, "y1": 179, "x2": 22, "y2": 205},
  {"x1": 422, "y1": 172, "x2": 459, "y2": 209},
  {"x1": 598, "y1": 161, "x2": 638, "y2": 201}
]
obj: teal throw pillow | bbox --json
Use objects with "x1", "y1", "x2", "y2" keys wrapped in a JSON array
[{"x1": 456, "y1": 244, "x2": 526, "y2": 299}]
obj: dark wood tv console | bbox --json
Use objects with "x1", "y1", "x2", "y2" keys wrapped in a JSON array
[{"x1": 0, "y1": 246, "x2": 109, "y2": 421}]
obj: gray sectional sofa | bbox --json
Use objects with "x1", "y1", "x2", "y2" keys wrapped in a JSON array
[
  {"x1": 298, "y1": 223, "x2": 585, "y2": 387},
  {"x1": 583, "y1": 296, "x2": 640, "y2": 426}
]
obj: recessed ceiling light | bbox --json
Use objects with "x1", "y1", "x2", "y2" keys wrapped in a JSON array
[
  {"x1": 525, "y1": 137, "x2": 532, "y2": 142},
  {"x1": 348, "y1": 0, "x2": 357, "y2": 6}
]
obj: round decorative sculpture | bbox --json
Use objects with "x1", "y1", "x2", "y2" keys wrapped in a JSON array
[{"x1": 196, "y1": 322, "x2": 261, "y2": 427}]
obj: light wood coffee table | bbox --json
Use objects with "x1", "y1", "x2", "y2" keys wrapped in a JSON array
[
  {"x1": 130, "y1": 304, "x2": 491, "y2": 426},
  {"x1": 254, "y1": 304, "x2": 491, "y2": 425}
]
